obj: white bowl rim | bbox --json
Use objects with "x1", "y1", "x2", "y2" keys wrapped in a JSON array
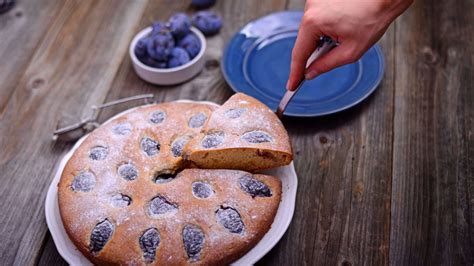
[{"x1": 129, "y1": 26, "x2": 206, "y2": 73}]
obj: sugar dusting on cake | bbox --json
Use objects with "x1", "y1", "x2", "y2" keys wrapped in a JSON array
[
  {"x1": 194, "y1": 93, "x2": 290, "y2": 151},
  {"x1": 58, "y1": 100, "x2": 282, "y2": 264}
]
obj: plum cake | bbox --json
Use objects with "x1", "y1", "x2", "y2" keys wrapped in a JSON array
[{"x1": 58, "y1": 95, "x2": 291, "y2": 265}]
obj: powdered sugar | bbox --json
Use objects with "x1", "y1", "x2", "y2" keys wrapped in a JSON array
[{"x1": 58, "y1": 99, "x2": 284, "y2": 264}]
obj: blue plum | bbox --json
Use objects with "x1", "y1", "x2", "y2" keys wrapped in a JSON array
[
  {"x1": 190, "y1": 0, "x2": 216, "y2": 9},
  {"x1": 192, "y1": 11, "x2": 222, "y2": 36},
  {"x1": 169, "y1": 13, "x2": 191, "y2": 38},
  {"x1": 134, "y1": 37, "x2": 149, "y2": 59},
  {"x1": 168, "y1": 47, "x2": 191, "y2": 68},
  {"x1": 178, "y1": 33, "x2": 201, "y2": 59},
  {"x1": 150, "y1": 21, "x2": 167, "y2": 36},
  {"x1": 146, "y1": 31, "x2": 175, "y2": 61}
]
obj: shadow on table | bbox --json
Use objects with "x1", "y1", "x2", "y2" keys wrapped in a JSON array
[{"x1": 281, "y1": 89, "x2": 375, "y2": 133}]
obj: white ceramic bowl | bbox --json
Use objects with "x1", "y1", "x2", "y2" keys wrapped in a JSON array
[{"x1": 129, "y1": 27, "x2": 206, "y2": 85}]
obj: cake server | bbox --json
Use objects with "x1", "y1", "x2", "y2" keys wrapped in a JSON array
[{"x1": 276, "y1": 36, "x2": 338, "y2": 118}]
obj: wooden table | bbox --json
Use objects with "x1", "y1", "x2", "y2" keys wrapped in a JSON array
[{"x1": 0, "y1": 0, "x2": 472, "y2": 265}]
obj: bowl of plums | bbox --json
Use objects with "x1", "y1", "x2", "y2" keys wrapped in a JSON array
[{"x1": 130, "y1": 11, "x2": 222, "y2": 85}]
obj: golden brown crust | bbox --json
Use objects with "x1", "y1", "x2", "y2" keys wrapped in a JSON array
[{"x1": 58, "y1": 100, "x2": 284, "y2": 265}]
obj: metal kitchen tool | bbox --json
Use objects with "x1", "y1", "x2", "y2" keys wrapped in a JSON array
[
  {"x1": 53, "y1": 94, "x2": 154, "y2": 142},
  {"x1": 276, "y1": 36, "x2": 338, "y2": 118}
]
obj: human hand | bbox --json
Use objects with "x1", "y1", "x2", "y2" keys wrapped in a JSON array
[{"x1": 287, "y1": 0, "x2": 413, "y2": 91}]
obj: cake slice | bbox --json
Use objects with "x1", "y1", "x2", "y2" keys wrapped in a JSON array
[{"x1": 185, "y1": 93, "x2": 293, "y2": 171}]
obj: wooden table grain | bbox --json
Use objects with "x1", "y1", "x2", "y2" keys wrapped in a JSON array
[{"x1": 0, "y1": 0, "x2": 472, "y2": 265}]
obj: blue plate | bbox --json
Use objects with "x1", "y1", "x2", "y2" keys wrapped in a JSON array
[{"x1": 222, "y1": 11, "x2": 385, "y2": 117}]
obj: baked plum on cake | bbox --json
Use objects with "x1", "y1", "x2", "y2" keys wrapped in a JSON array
[
  {"x1": 58, "y1": 98, "x2": 289, "y2": 265},
  {"x1": 184, "y1": 93, "x2": 293, "y2": 171}
]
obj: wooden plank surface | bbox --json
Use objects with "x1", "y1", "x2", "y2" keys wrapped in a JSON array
[
  {"x1": 389, "y1": 0, "x2": 474, "y2": 264},
  {"x1": 37, "y1": 233, "x2": 68, "y2": 266},
  {"x1": 0, "y1": 1, "x2": 147, "y2": 264},
  {"x1": 0, "y1": 0, "x2": 472, "y2": 265},
  {"x1": 0, "y1": 0, "x2": 62, "y2": 111}
]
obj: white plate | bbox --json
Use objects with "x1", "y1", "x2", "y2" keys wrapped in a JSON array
[{"x1": 45, "y1": 101, "x2": 298, "y2": 265}]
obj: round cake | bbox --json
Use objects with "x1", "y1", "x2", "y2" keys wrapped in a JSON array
[{"x1": 58, "y1": 94, "x2": 292, "y2": 265}]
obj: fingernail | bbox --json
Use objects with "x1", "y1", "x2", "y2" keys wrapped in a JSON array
[{"x1": 305, "y1": 70, "x2": 318, "y2": 80}]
